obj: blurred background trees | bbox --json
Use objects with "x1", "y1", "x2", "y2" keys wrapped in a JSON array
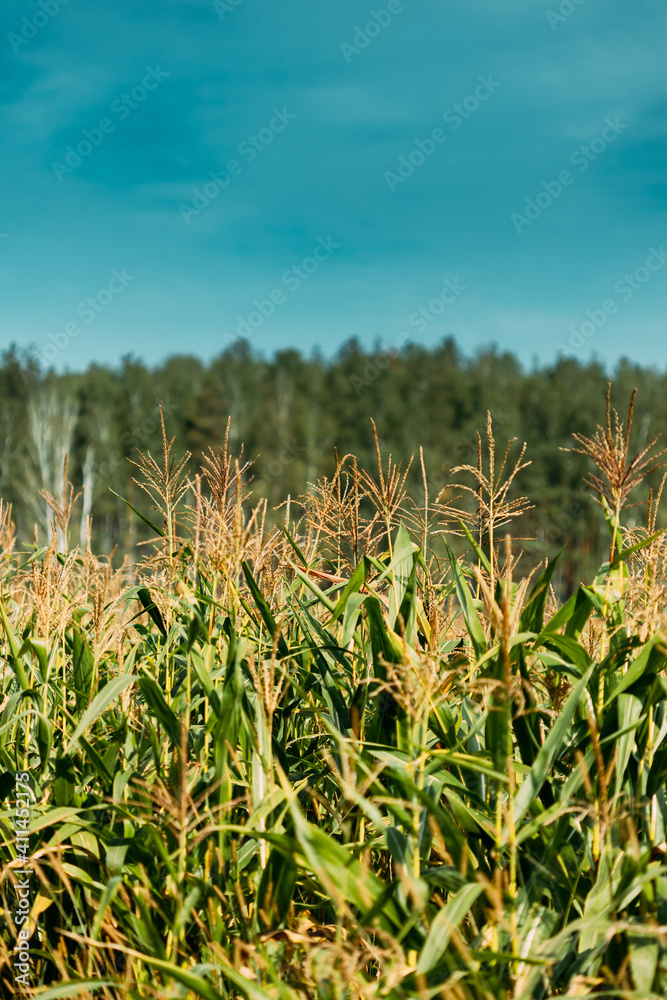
[{"x1": 1, "y1": 338, "x2": 665, "y2": 594}]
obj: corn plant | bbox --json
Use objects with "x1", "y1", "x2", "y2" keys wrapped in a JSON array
[{"x1": 1, "y1": 386, "x2": 667, "y2": 999}]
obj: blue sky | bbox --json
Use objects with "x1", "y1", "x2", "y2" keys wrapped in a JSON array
[{"x1": 0, "y1": 0, "x2": 666, "y2": 372}]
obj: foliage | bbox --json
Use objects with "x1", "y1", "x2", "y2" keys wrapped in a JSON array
[
  {"x1": 3, "y1": 339, "x2": 667, "y2": 590},
  {"x1": 1, "y1": 385, "x2": 667, "y2": 998}
]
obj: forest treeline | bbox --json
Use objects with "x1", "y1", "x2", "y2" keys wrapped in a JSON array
[{"x1": 1, "y1": 337, "x2": 666, "y2": 593}]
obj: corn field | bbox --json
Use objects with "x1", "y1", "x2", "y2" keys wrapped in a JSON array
[{"x1": 2, "y1": 384, "x2": 667, "y2": 999}]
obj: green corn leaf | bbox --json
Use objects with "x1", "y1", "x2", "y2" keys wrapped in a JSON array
[
  {"x1": 330, "y1": 557, "x2": 370, "y2": 623},
  {"x1": 342, "y1": 591, "x2": 368, "y2": 647},
  {"x1": 287, "y1": 563, "x2": 337, "y2": 612},
  {"x1": 91, "y1": 876, "x2": 123, "y2": 940},
  {"x1": 138, "y1": 675, "x2": 182, "y2": 747},
  {"x1": 396, "y1": 554, "x2": 418, "y2": 645},
  {"x1": 520, "y1": 549, "x2": 562, "y2": 634},
  {"x1": 365, "y1": 593, "x2": 403, "y2": 677},
  {"x1": 27, "y1": 983, "x2": 117, "y2": 1000},
  {"x1": 78, "y1": 734, "x2": 114, "y2": 785},
  {"x1": 614, "y1": 692, "x2": 643, "y2": 798},
  {"x1": 130, "y1": 955, "x2": 227, "y2": 1000},
  {"x1": 242, "y1": 561, "x2": 289, "y2": 658},
  {"x1": 540, "y1": 585, "x2": 595, "y2": 639},
  {"x1": 0, "y1": 600, "x2": 30, "y2": 690},
  {"x1": 64, "y1": 674, "x2": 137, "y2": 754},
  {"x1": 628, "y1": 933, "x2": 660, "y2": 995},
  {"x1": 53, "y1": 753, "x2": 77, "y2": 807},
  {"x1": 535, "y1": 633, "x2": 593, "y2": 679},
  {"x1": 278, "y1": 768, "x2": 404, "y2": 933},
  {"x1": 256, "y1": 847, "x2": 297, "y2": 929},
  {"x1": 71, "y1": 628, "x2": 95, "y2": 709},
  {"x1": 136, "y1": 586, "x2": 167, "y2": 637},
  {"x1": 610, "y1": 529, "x2": 664, "y2": 570},
  {"x1": 513, "y1": 664, "x2": 594, "y2": 829},
  {"x1": 604, "y1": 633, "x2": 667, "y2": 705},
  {"x1": 280, "y1": 522, "x2": 309, "y2": 567},
  {"x1": 484, "y1": 646, "x2": 512, "y2": 775},
  {"x1": 416, "y1": 881, "x2": 484, "y2": 974},
  {"x1": 457, "y1": 516, "x2": 493, "y2": 576},
  {"x1": 35, "y1": 717, "x2": 52, "y2": 776},
  {"x1": 109, "y1": 488, "x2": 166, "y2": 537},
  {"x1": 387, "y1": 523, "x2": 419, "y2": 628},
  {"x1": 647, "y1": 745, "x2": 667, "y2": 798},
  {"x1": 444, "y1": 539, "x2": 486, "y2": 659}
]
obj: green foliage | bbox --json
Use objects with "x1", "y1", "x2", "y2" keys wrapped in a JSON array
[
  {"x1": 1, "y1": 384, "x2": 667, "y2": 998},
  {"x1": 3, "y1": 339, "x2": 667, "y2": 588}
]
